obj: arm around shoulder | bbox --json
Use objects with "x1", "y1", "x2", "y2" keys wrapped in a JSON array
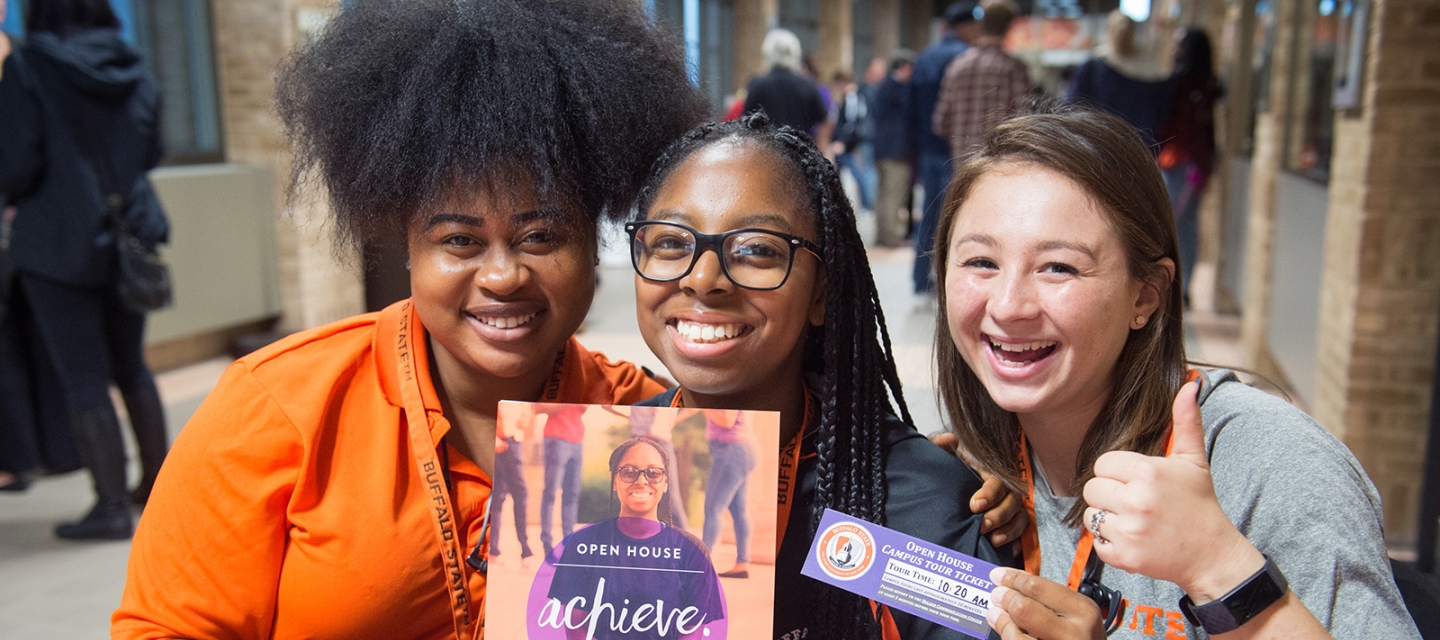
[{"x1": 112, "y1": 363, "x2": 306, "y2": 639}]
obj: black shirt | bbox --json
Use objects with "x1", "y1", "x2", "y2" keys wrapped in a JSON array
[
  {"x1": 639, "y1": 388, "x2": 1015, "y2": 639},
  {"x1": 742, "y1": 67, "x2": 828, "y2": 136}
]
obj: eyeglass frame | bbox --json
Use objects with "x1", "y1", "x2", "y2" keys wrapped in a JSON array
[
  {"x1": 614, "y1": 465, "x2": 668, "y2": 484},
  {"x1": 625, "y1": 220, "x2": 824, "y2": 291}
]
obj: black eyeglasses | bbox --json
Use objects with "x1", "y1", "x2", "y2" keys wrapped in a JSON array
[
  {"x1": 626, "y1": 220, "x2": 823, "y2": 291},
  {"x1": 615, "y1": 466, "x2": 667, "y2": 484}
]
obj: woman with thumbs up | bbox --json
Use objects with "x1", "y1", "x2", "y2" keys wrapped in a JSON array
[{"x1": 929, "y1": 105, "x2": 1419, "y2": 640}]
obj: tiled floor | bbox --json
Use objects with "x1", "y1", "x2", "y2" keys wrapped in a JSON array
[{"x1": 0, "y1": 245, "x2": 1251, "y2": 637}]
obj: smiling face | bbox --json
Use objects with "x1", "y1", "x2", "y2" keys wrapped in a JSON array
[
  {"x1": 612, "y1": 443, "x2": 668, "y2": 520},
  {"x1": 408, "y1": 187, "x2": 595, "y2": 391},
  {"x1": 634, "y1": 140, "x2": 825, "y2": 408},
  {"x1": 943, "y1": 163, "x2": 1160, "y2": 428}
]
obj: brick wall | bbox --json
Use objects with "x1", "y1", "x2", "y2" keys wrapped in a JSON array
[
  {"x1": 211, "y1": 0, "x2": 365, "y2": 333},
  {"x1": 1312, "y1": 0, "x2": 1440, "y2": 546}
]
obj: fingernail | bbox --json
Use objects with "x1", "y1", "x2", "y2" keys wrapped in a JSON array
[
  {"x1": 982, "y1": 517, "x2": 992, "y2": 530},
  {"x1": 991, "y1": 585, "x2": 1011, "y2": 607},
  {"x1": 989, "y1": 567, "x2": 1009, "y2": 585},
  {"x1": 974, "y1": 499, "x2": 989, "y2": 512},
  {"x1": 985, "y1": 603, "x2": 1002, "y2": 626},
  {"x1": 992, "y1": 532, "x2": 1007, "y2": 546}
]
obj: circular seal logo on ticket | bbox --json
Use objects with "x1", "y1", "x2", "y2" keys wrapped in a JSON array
[{"x1": 815, "y1": 521, "x2": 875, "y2": 581}]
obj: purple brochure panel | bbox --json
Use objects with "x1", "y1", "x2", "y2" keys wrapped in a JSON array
[{"x1": 801, "y1": 508, "x2": 997, "y2": 639}]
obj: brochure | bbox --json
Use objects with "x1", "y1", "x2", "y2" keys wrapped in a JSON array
[{"x1": 486, "y1": 401, "x2": 781, "y2": 640}]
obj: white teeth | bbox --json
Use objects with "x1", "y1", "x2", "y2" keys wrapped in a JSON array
[
  {"x1": 675, "y1": 319, "x2": 744, "y2": 344},
  {"x1": 990, "y1": 339, "x2": 1056, "y2": 352},
  {"x1": 477, "y1": 311, "x2": 538, "y2": 329}
]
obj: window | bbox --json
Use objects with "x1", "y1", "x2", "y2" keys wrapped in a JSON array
[
  {"x1": 5, "y1": 0, "x2": 224, "y2": 165},
  {"x1": 125, "y1": 0, "x2": 225, "y2": 164}
]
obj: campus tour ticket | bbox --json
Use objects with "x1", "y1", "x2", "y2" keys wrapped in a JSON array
[{"x1": 801, "y1": 509, "x2": 997, "y2": 640}]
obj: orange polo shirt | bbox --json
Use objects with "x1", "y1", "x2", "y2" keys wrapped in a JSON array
[{"x1": 113, "y1": 300, "x2": 663, "y2": 639}]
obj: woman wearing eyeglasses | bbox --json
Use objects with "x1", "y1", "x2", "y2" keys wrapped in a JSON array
[
  {"x1": 544, "y1": 436, "x2": 725, "y2": 640},
  {"x1": 628, "y1": 113, "x2": 1017, "y2": 640}
]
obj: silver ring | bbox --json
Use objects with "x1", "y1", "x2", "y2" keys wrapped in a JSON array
[{"x1": 1090, "y1": 509, "x2": 1111, "y2": 545}]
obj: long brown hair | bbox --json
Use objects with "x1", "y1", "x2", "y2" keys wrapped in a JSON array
[{"x1": 932, "y1": 106, "x2": 1187, "y2": 526}]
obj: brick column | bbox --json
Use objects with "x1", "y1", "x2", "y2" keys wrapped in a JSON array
[
  {"x1": 211, "y1": 0, "x2": 365, "y2": 332},
  {"x1": 873, "y1": 0, "x2": 902, "y2": 61},
  {"x1": 905, "y1": 0, "x2": 936, "y2": 51},
  {"x1": 1239, "y1": 0, "x2": 1302, "y2": 379},
  {"x1": 734, "y1": 0, "x2": 778, "y2": 92},
  {"x1": 818, "y1": 0, "x2": 854, "y2": 82},
  {"x1": 1311, "y1": 0, "x2": 1440, "y2": 547}
]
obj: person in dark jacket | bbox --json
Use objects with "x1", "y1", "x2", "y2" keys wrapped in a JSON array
[
  {"x1": 742, "y1": 29, "x2": 828, "y2": 140},
  {"x1": 1064, "y1": 11, "x2": 1175, "y2": 149},
  {"x1": 0, "y1": 0, "x2": 170, "y2": 539},
  {"x1": 871, "y1": 50, "x2": 914, "y2": 248},
  {"x1": 1157, "y1": 28, "x2": 1221, "y2": 301},
  {"x1": 909, "y1": 1, "x2": 978, "y2": 295}
]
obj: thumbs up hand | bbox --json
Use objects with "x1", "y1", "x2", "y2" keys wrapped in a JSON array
[{"x1": 1082, "y1": 382, "x2": 1266, "y2": 601}]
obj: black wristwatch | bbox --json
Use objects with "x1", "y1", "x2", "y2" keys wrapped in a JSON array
[{"x1": 1178, "y1": 555, "x2": 1289, "y2": 634}]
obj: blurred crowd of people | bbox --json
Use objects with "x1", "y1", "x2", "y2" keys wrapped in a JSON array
[{"x1": 724, "y1": 1, "x2": 1219, "y2": 306}]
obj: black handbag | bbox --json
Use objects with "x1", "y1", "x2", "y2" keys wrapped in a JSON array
[
  {"x1": 79, "y1": 110, "x2": 173, "y2": 314},
  {"x1": 104, "y1": 191, "x2": 173, "y2": 313}
]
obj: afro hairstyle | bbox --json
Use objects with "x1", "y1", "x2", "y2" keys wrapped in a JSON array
[{"x1": 275, "y1": 0, "x2": 711, "y2": 250}]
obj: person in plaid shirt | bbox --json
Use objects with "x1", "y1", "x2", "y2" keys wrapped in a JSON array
[{"x1": 933, "y1": 0, "x2": 1032, "y2": 166}]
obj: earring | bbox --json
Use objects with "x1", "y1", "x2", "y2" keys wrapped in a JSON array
[{"x1": 1133, "y1": 315, "x2": 1147, "y2": 329}]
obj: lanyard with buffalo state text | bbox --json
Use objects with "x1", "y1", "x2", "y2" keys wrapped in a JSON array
[
  {"x1": 668, "y1": 389, "x2": 812, "y2": 551},
  {"x1": 395, "y1": 302, "x2": 475, "y2": 639}
]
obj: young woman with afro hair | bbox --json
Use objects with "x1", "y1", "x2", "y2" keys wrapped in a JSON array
[{"x1": 113, "y1": 1, "x2": 708, "y2": 637}]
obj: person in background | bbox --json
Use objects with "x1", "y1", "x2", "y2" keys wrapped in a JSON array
[
  {"x1": 0, "y1": 0, "x2": 170, "y2": 538},
  {"x1": 743, "y1": 29, "x2": 828, "y2": 140},
  {"x1": 1156, "y1": 28, "x2": 1221, "y2": 304},
  {"x1": 909, "y1": 1, "x2": 980, "y2": 297},
  {"x1": 112, "y1": 0, "x2": 708, "y2": 636},
  {"x1": 871, "y1": 50, "x2": 915, "y2": 248},
  {"x1": 1065, "y1": 10, "x2": 1174, "y2": 149},
  {"x1": 933, "y1": 0, "x2": 1031, "y2": 166},
  {"x1": 829, "y1": 69, "x2": 876, "y2": 215}
]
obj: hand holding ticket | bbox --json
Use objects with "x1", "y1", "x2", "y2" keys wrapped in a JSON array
[{"x1": 802, "y1": 509, "x2": 999, "y2": 639}]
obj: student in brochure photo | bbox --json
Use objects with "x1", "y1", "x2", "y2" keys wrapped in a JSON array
[
  {"x1": 628, "y1": 112, "x2": 1019, "y2": 640},
  {"x1": 545, "y1": 436, "x2": 725, "y2": 640},
  {"x1": 928, "y1": 106, "x2": 1420, "y2": 639},
  {"x1": 110, "y1": 0, "x2": 708, "y2": 637}
]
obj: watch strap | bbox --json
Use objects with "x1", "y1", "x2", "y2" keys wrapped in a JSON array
[{"x1": 1179, "y1": 555, "x2": 1289, "y2": 634}]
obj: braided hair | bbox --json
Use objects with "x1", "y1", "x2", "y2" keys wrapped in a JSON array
[{"x1": 636, "y1": 113, "x2": 910, "y2": 639}]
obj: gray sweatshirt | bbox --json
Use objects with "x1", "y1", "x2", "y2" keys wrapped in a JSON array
[{"x1": 1032, "y1": 369, "x2": 1419, "y2": 639}]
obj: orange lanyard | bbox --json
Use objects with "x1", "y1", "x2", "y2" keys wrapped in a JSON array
[
  {"x1": 1015, "y1": 371, "x2": 1199, "y2": 590},
  {"x1": 395, "y1": 302, "x2": 475, "y2": 639},
  {"x1": 669, "y1": 389, "x2": 812, "y2": 551}
]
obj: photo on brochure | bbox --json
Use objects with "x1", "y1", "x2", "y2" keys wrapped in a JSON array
[{"x1": 486, "y1": 401, "x2": 780, "y2": 639}]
